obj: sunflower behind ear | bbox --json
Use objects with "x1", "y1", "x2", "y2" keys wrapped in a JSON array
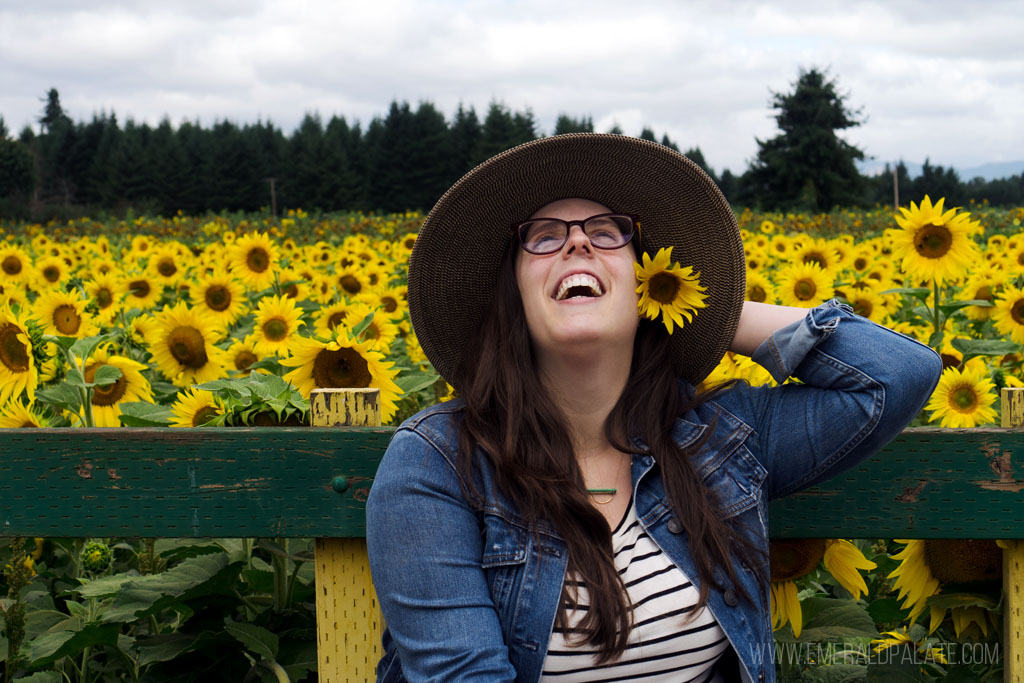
[{"x1": 634, "y1": 247, "x2": 708, "y2": 334}]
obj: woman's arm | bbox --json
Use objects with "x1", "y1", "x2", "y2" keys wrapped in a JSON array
[
  {"x1": 366, "y1": 428, "x2": 517, "y2": 682},
  {"x1": 729, "y1": 300, "x2": 810, "y2": 356}
]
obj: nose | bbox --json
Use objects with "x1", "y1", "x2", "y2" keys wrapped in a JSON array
[{"x1": 562, "y1": 224, "x2": 593, "y2": 256}]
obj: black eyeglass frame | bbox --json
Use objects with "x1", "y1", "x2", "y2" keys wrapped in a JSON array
[{"x1": 510, "y1": 213, "x2": 641, "y2": 256}]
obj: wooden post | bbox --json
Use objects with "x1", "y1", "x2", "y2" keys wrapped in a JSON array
[
  {"x1": 1002, "y1": 387, "x2": 1024, "y2": 681},
  {"x1": 312, "y1": 388, "x2": 383, "y2": 682}
]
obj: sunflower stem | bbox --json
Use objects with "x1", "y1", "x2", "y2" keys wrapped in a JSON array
[{"x1": 932, "y1": 277, "x2": 942, "y2": 350}]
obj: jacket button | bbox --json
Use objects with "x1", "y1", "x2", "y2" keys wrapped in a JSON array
[
  {"x1": 666, "y1": 517, "x2": 682, "y2": 534},
  {"x1": 758, "y1": 672, "x2": 765, "y2": 682},
  {"x1": 723, "y1": 589, "x2": 739, "y2": 606}
]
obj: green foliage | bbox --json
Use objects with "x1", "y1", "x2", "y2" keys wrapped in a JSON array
[
  {"x1": 194, "y1": 372, "x2": 309, "y2": 426},
  {"x1": 743, "y1": 67, "x2": 866, "y2": 211}
]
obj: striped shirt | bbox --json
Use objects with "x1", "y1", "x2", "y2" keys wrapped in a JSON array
[{"x1": 540, "y1": 496, "x2": 730, "y2": 682}]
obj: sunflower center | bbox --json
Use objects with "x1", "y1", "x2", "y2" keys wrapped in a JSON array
[
  {"x1": 339, "y1": 275, "x2": 362, "y2": 295},
  {"x1": 914, "y1": 224, "x2": 953, "y2": 259},
  {"x1": 43, "y1": 266, "x2": 60, "y2": 282},
  {"x1": 363, "y1": 323, "x2": 380, "y2": 340},
  {"x1": 647, "y1": 272, "x2": 681, "y2": 305},
  {"x1": 168, "y1": 326, "x2": 209, "y2": 368},
  {"x1": 940, "y1": 353, "x2": 960, "y2": 369},
  {"x1": 192, "y1": 405, "x2": 219, "y2": 427},
  {"x1": 975, "y1": 285, "x2": 993, "y2": 302},
  {"x1": 0, "y1": 323, "x2": 30, "y2": 372},
  {"x1": 19, "y1": 420, "x2": 37, "y2": 428},
  {"x1": 770, "y1": 538, "x2": 826, "y2": 582},
  {"x1": 205, "y1": 285, "x2": 231, "y2": 311},
  {"x1": 803, "y1": 252, "x2": 827, "y2": 269},
  {"x1": 246, "y1": 247, "x2": 270, "y2": 273},
  {"x1": 1012, "y1": 300, "x2": 1024, "y2": 326},
  {"x1": 950, "y1": 385, "x2": 978, "y2": 411},
  {"x1": 157, "y1": 259, "x2": 177, "y2": 277},
  {"x1": 96, "y1": 288, "x2": 113, "y2": 308},
  {"x1": 263, "y1": 318, "x2": 289, "y2": 341},
  {"x1": 312, "y1": 347, "x2": 372, "y2": 389},
  {"x1": 327, "y1": 312, "x2": 346, "y2": 330},
  {"x1": 285, "y1": 283, "x2": 299, "y2": 298},
  {"x1": 234, "y1": 350, "x2": 258, "y2": 371},
  {"x1": 853, "y1": 257, "x2": 868, "y2": 271},
  {"x1": 748, "y1": 285, "x2": 767, "y2": 303},
  {"x1": 922, "y1": 539, "x2": 1001, "y2": 583},
  {"x1": 53, "y1": 304, "x2": 82, "y2": 335},
  {"x1": 382, "y1": 296, "x2": 398, "y2": 313},
  {"x1": 84, "y1": 362, "x2": 128, "y2": 406},
  {"x1": 852, "y1": 299, "x2": 873, "y2": 318},
  {"x1": 129, "y1": 279, "x2": 151, "y2": 298},
  {"x1": 795, "y1": 279, "x2": 816, "y2": 300},
  {"x1": 2, "y1": 255, "x2": 22, "y2": 275}
]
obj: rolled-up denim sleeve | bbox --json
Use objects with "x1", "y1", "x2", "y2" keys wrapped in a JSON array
[
  {"x1": 366, "y1": 428, "x2": 517, "y2": 682},
  {"x1": 728, "y1": 298, "x2": 943, "y2": 500}
]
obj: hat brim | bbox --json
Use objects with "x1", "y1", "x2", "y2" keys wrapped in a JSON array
[{"x1": 408, "y1": 133, "x2": 745, "y2": 391}]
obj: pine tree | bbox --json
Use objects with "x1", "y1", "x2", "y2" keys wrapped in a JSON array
[
  {"x1": 553, "y1": 114, "x2": 593, "y2": 135},
  {"x1": 743, "y1": 67, "x2": 865, "y2": 210},
  {"x1": 449, "y1": 103, "x2": 482, "y2": 181}
]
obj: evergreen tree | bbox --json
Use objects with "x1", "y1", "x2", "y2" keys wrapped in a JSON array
[
  {"x1": 554, "y1": 114, "x2": 594, "y2": 135},
  {"x1": 744, "y1": 67, "x2": 865, "y2": 210},
  {"x1": 476, "y1": 102, "x2": 536, "y2": 161},
  {"x1": 639, "y1": 127, "x2": 657, "y2": 142},
  {"x1": 607, "y1": 123, "x2": 624, "y2": 135},
  {"x1": 449, "y1": 103, "x2": 482, "y2": 181},
  {"x1": 0, "y1": 137, "x2": 34, "y2": 217}
]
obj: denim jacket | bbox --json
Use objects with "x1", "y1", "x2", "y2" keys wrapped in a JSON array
[{"x1": 366, "y1": 299, "x2": 943, "y2": 682}]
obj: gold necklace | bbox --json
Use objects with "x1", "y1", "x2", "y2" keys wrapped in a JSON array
[{"x1": 586, "y1": 488, "x2": 617, "y2": 505}]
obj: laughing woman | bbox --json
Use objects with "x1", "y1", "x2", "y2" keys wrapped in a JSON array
[{"x1": 366, "y1": 134, "x2": 942, "y2": 683}]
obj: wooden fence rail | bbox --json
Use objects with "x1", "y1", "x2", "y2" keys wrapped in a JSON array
[{"x1": 2, "y1": 387, "x2": 1022, "y2": 680}]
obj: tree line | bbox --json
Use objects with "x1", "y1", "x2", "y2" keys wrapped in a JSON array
[{"x1": 1, "y1": 70, "x2": 1021, "y2": 220}]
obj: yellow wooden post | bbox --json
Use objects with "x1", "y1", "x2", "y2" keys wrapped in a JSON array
[
  {"x1": 312, "y1": 388, "x2": 383, "y2": 682},
  {"x1": 1002, "y1": 387, "x2": 1024, "y2": 681}
]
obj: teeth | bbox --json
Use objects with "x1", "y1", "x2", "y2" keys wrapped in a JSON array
[{"x1": 555, "y1": 273, "x2": 604, "y2": 301}]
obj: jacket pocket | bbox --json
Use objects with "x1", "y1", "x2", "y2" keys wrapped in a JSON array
[
  {"x1": 480, "y1": 512, "x2": 528, "y2": 615},
  {"x1": 703, "y1": 443, "x2": 767, "y2": 518}
]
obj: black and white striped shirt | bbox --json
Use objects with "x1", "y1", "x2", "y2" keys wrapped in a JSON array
[{"x1": 540, "y1": 496, "x2": 729, "y2": 682}]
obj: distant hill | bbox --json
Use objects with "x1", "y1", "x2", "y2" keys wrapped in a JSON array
[{"x1": 858, "y1": 159, "x2": 1024, "y2": 181}]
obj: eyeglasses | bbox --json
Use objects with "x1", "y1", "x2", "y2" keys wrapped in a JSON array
[{"x1": 512, "y1": 213, "x2": 640, "y2": 255}]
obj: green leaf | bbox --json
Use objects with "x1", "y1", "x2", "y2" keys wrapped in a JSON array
[
  {"x1": 101, "y1": 553, "x2": 236, "y2": 623},
  {"x1": 71, "y1": 572, "x2": 139, "y2": 599},
  {"x1": 68, "y1": 331, "x2": 119, "y2": 362},
  {"x1": 91, "y1": 364, "x2": 122, "y2": 387},
  {"x1": 64, "y1": 366, "x2": 87, "y2": 389},
  {"x1": 396, "y1": 372, "x2": 439, "y2": 394},
  {"x1": 40, "y1": 334, "x2": 78, "y2": 353},
  {"x1": 942, "y1": 664, "x2": 983, "y2": 682},
  {"x1": 802, "y1": 664, "x2": 867, "y2": 683},
  {"x1": 927, "y1": 330, "x2": 944, "y2": 349},
  {"x1": 950, "y1": 338, "x2": 1020, "y2": 360},
  {"x1": 350, "y1": 312, "x2": 374, "y2": 339},
  {"x1": 134, "y1": 630, "x2": 232, "y2": 667},
  {"x1": 24, "y1": 622, "x2": 120, "y2": 669},
  {"x1": 795, "y1": 597, "x2": 879, "y2": 642},
  {"x1": 225, "y1": 621, "x2": 279, "y2": 661},
  {"x1": 881, "y1": 287, "x2": 932, "y2": 302},
  {"x1": 117, "y1": 401, "x2": 173, "y2": 427},
  {"x1": 866, "y1": 597, "x2": 908, "y2": 624},
  {"x1": 34, "y1": 383, "x2": 82, "y2": 414},
  {"x1": 925, "y1": 591, "x2": 999, "y2": 610},
  {"x1": 12, "y1": 672, "x2": 62, "y2": 683},
  {"x1": 865, "y1": 660, "x2": 926, "y2": 681}
]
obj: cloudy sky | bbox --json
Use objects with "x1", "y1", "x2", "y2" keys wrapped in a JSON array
[{"x1": 1, "y1": 0, "x2": 1022, "y2": 177}]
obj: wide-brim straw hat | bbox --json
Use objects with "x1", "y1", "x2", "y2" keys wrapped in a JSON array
[{"x1": 408, "y1": 133, "x2": 745, "y2": 391}]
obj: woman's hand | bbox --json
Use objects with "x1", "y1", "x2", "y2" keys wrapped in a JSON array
[{"x1": 728, "y1": 300, "x2": 810, "y2": 356}]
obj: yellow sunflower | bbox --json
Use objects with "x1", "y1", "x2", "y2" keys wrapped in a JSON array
[
  {"x1": 776, "y1": 261, "x2": 834, "y2": 308},
  {"x1": 335, "y1": 264, "x2": 368, "y2": 299},
  {"x1": 959, "y1": 272, "x2": 1001, "y2": 323},
  {"x1": 924, "y1": 365, "x2": 997, "y2": 428},
  {"x1": 0, "y1": 398, "x2": 48, "y2": 428},
  {"x1": 281, "y1": 331, "x2": 403, "y2": 423},
  {"x1": 229, "y1": 232, "x2": 279, "y2": 291},
  {"x1": 83, "y1": 345, "x2": 154, "y2": 428},
  {"x1": 169, "y1": 387, "x2": 224, "y2": 427},
  {"x1": 991, "y1": 284, "x2": 1024, "y2": 345},
  {"x1": 888, "y1": 539, "x2": 1001, "y2": 635},
  {"x1": 745, "y1": 270, "x2": 776, "y2": 304},
  {"x1": 252, "y1": 294, "x2": 304, "y2": 357},
  {"x1": 793, "y1": 237, "x2": 841, "y2": 273},
  {"x1": 634, "y1": 247, "x2": 708, "y2": 334},
  {"x1": 189, "y1": 270, "x2": 248, "y2": 328},
  {"x1": 121, "y1": 272, "x2": 162, "y2": 310},
  {"x1": 314, "y1": 300, "x2": 352, "y2": 339},
  {"x1": 839, "y1": 289, "x2": 892, "y2": 323},
  {"x1": 147, "y1": 244, "x2": 188, "y2": 289},
  {"x1": 344, "y1": 301, "x2": 399, "y2": 351},
  {"x1": 889, "y1": 195, "x2": 980, "y2": 284},
  {"x1": 150, "y1": 302, "x2": 228, "y2": 387},
  {"x1": 362, "y1": 285, "x2": 407, "y2": 322},
  {"x1": 769, "y1": 538, "x2": 876, "y2": 638},
  {"x1": 226, "y1": 336, "x2": 265, "y2": 376},
  {"x1": 33, "y1": 255, "x2": 67, "y2": 289},
  {"x1": 871, "y1": 626, "x2": 948, "y2": 664},
  {"x1": 0, "y1": 303, "x2": 37, "y2": 405},
  {"x1": 85, "y1": 272, "x2": 123, "y2": 325},
  {"x1": 0, "y1": 245, "x2": 33, "y2": 286},
  {"x1": 33, "y1": 288, "x2": 95, "y2": 339},
  {"x1": 277, "y1": 268, "x2": 311, "y2": 302}
]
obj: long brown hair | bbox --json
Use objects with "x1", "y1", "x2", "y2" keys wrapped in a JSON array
[{"x1": 454, "y1": 241, "x2": 767, "y2": 662}]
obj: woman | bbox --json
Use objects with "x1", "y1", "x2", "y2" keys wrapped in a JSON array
[{"x1": 366, "y1": 134, "x2": 942, "y2": 682}]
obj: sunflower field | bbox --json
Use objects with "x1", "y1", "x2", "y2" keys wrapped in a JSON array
[{"x1": 1, "y1": 198, "x2": 1023, "y2": 681}]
